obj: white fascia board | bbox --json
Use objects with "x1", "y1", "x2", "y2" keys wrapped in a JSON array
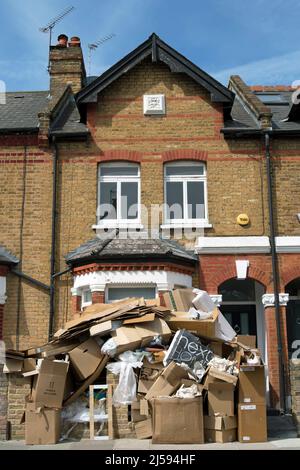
[
  {"x1": 73, "y1": 270, "x2": 192, "y2": 291},
  {"x1": 275, "y1": 237, "x2": 300, "y2": 253},
  {"x1": 195, "y1": 236, "x2": 271, "y2": 254}
]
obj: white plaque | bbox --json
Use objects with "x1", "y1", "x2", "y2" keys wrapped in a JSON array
[{"x1": 143, "y1": 94, "x2": 165, "y2": 115}]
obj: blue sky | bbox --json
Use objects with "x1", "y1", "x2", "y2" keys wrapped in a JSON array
[{"x1": 1, "y1": 0, "x2": 300, "y2": 91}]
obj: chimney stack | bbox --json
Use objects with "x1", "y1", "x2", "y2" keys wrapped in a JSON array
[{"x1": 49, "y1": 34, "x2": 86, "y2": 96}]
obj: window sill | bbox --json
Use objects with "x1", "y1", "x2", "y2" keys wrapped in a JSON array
[
  {"x1": 161, "y1": 221, "x2": 213, "y2": 229},
  {"x1": 92, "y1": 222, "x2": 144, "y2": 230}
]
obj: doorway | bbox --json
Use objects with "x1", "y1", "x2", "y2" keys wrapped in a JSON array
[{"x1": 218, "y1": 278, "x2": 266, "y2": 360}]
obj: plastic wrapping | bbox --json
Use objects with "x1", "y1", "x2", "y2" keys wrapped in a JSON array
[
  {"x1": 192, "y1": 289, "x2": 215, "y2": 313},
  {"x1": 106, "y1": 351, "x2": 144, "y2": 405},
  {"x1": 175, "y1": 384, "x2": 201, "y2": 398},
  {"x1": 101, "y1": 338, "x2": 117, "y2": 357}
]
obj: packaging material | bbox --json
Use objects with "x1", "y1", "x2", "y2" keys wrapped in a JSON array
[
  {"x1": 152, "y1": 396, "x2": 204, "y2": 444},
  {"x1": 106, "y1": 351, "x2": 143, "y2": 405},
  {"x1": 188, "y1": 307, "x2": 213, "y2": 320},
  {"x1": 172, "y1": 289, "x2": 195, "y2": 311},
  {"x1": 25, "y1": 403, "x2": 60, "y2": 445},
  {"x1": 167, "y1": 308, "x2": 236, "y2": 342},
  {"x1": 203, "y1": 372, "x2": 222, "y2": 391},
  {"x1": 103, "y1": 319, "x2": 171, "y2": 357},
  {"x1": 237, "y1": 335, "x2": 256, "y2": 349},
  {"x1": 163, "y1": 330, "x2": 214, "y2": 378},
  {"x1": 180, "y1": 378, "x2": 204, "y2": 394},
  {"x1": 205, "y1": 429, "x2": 237, "y2": 443},
  {"x1": 145, "y1": 361, "x2": 189, "y2": 400},
  {"x1": 208, "y1": 382, "x2": 235, "y2": 416},
  {"x1": 208, "y1": 367, "x2": 238, "y2": 386},
  {"x1": 31, "y1": 359, "x2": 69, "y2": 408},
  {"x1": 192, "y1": 289, "x2": 215, "y2": 313},
  {"x1": 238, "y1": 365, "x2": 266, "y2": 404},
  {"x1": 238, "y1": 403, "x2": 267, "y2": 442},
  {"x1": 204, "y1": 415, "x2": 237, "y2": 431},
  {"x1": 3, "y1": 358, "x2": 23, "y2": 374},
  {"x1": 69, "y1": 338, "x2": 103, "y2": 381},
  {"x1": 175, "y1": 383, "x2": 201, "y2": 398},
  {"x1": 135, "y1": 417, "x2": 153, "y2": 439},
  {"x1": 208, "y1": 356, "x2": 239, "y2": 376},
  {"x1": 89, "y1": 320, "x2": 121, "y2": 337},
  {"x1": 131, "y1": 400, "x2": 148, "y2": 423},
  {"x1": 138, "y1": 366, "x2": 161, "y2": 394}
]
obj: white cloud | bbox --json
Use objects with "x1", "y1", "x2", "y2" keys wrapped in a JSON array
[{"x1": 213, "y1": 49, "x2": 300, "y2": 85}]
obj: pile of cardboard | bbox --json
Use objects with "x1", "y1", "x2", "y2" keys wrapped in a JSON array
[{"x1": 3, "y1": 289, "x2": 268, "y2": 445}]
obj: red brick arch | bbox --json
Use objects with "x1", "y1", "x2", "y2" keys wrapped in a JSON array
[
  {"x1": 282, "y1": 268, "x2": 300, "y2": 289},
  {"x1": 162, "y1": 149, "x2": 208, "y2": 162},
  {"x1": 215, "y1": 269, "x2": 269, "y2": 293},
  {"x1": 98, "y1": 150, "x2": 142, "y2": 162}
]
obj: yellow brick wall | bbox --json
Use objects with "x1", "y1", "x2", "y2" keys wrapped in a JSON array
[{"x1": 1, "y1": 58, "x2": 300, "y2": 349}]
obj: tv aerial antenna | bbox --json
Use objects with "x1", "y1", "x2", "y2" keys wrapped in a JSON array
[
  {"x1": 88, "y1": 34, "x2": 116, "y2": 76},
  {"x1": 39, "y1": 6, "x2": 75, "y2": 71}
]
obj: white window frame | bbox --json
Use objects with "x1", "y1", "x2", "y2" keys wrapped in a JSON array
[
  {"x1": 105, "y1": 284, "x2": 157, "y2": 303},
  {"x1": 94, "y1": 162, "x2": 142, "y2": 229},
  {"x1": 163, "y1": 160, "x2": 210, "y2": 228},
  {"x1": 81, "y1": 287, "x2": 92, "y2": 309}
]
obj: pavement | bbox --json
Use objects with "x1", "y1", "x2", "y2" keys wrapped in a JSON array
[{"x1": 0, "y1": 415, "x2": 299, "y2": 451}]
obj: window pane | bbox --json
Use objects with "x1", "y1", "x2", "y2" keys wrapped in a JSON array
[
  {"x1": 219, "y1": 279, "x2": 256, "y2": 301},
  {"x1": 101, "y1": 165, "x2": 138, "y2": 176},
  {"x1": 166, "y1": 164, "x2": 204, "y2": 176},
  {"x1": 83, "y1": 290, "x2": 92, "y2": 303},
  {"x1": 108, "y1": 287, "x2": 156, "y2": 302},
  {"x1": 166, "y1": 181, "x2": 183, "y2": 219},
  {"x1": 121, "y1": 182, "x2": 138, "y2": 219},
  {"x1": 187, "y1": 181, "x2": 205, "y2": 219},
  {"x1": 99, "y1": 182, "x2": 117, "y2": 219}
]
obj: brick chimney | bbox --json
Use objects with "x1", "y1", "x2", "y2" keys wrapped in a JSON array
[{"x1": 49, "y1": 34, "x2": 86, "y2": 96}]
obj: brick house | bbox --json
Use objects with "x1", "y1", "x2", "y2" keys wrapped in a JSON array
[{"x1": 1, "y1": 33, "x2": 300, "y2": 415}]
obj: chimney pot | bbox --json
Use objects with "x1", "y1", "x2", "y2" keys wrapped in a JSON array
[
  {"x1": 57, "y1": 34, "x2": 68, "y2": 47},
  {"x1": 69, "y1": 36, "x2": 81, "y2": 47}
]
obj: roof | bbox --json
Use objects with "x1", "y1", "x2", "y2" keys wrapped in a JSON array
[
  {"x1": 0, "y1": 246, "x2": 19, "y2": 265},
  {"x1": 77, "y1": 33, "x2": 234, "y2": 106},
  {"x1": 66, "y1": 236, "x2": 197, "y2": 265},
  {"x1": 0, "y1": 91, "x2": 49, "y2": 132},
  {"x1": 224, "y1": 80, "x2": 300, "y2": 135},
  {"x1": 49, "y1": 88, "x2": 89, "y2": 138}
]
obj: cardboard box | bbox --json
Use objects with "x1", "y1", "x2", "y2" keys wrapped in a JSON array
[
  {"x1": 238, "y1": 365, "x2": 266, "y2": 404},
  {"x1": 25, "y1": 403, "x2": 60, "y2": 445},
  {"x1": 31, "y1": 359, "x2": 69, "y2": 408},
  {"x1": 172, "y1": 289, "x2": 195, "y2": 311},
  {"x1": 208, "y1": 382, "x2": 235, "y2": 416},
  {"x1": 204, "y1": 415, "x2": 237, "y2": 430},
  {"x1": 203, "y1": 372, "x2": 222, "y2": 390},
  {"x1": 138, "y1": 366, "x2": 161, "y2": 394},
  {"x1": 135, "y1": 418, "x2": 153, "y2": 439},
  {"x1": 89, "y1": 320, "x2": 120, "y2": 337},
  {"x1": 145, "y1": 361, "x2": 189, "y2": 400},
  {"x1": 238, "y1": 403, "x2": 267, "y2": 443},
  {"x1": 69, "y1": 338, "x2": 103, "y2": 381},
  {"x1": 208, "y1": 367, "x2": 238, "y2": 386},
  {"x1": 111, "y1": 319, "x2": 171, "y2": 354},
  {"x1": 152, "y1": 396, "x2": 204, "y2": 444},
  {"x1": 3, "y1": 358, "x2": 23, "y2": 373},
  {"x1": 167, "y1": 308, "x2": 236, "y2": 342},
  {"x1": 205, "y1": 429, "x2": 237, "y2": 443},
  {"x1": 237, "y1": 335, "x2": 256, "y2": 349}
]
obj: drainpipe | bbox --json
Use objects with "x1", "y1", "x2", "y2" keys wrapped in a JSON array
[
  {"x1": 264, "y1": 132, "x2": 286, "y2": 412},
  {"x1": 49, "y1": 137, "x2": 58, "y2": 341}
]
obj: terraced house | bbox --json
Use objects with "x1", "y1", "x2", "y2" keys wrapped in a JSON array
[{"x1": 0, "y1": 33, "x2": 300, "y2": 421}]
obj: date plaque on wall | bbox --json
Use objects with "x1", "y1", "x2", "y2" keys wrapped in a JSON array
[{"x1": 143, "y1": 94, "x2": 166, "y2": 115}]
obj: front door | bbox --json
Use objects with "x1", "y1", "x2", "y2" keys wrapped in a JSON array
[
  {"x1": 220, "y1": 304, "x2": 257, "y2": 337},
  {"x1": 286, "y1": 300, "x2": 300, "y2": 358}
]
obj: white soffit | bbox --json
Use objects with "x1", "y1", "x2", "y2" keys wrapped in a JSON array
[
  {"x1": 275, "y1": 237, "x2": 300, "y2": 253},
  {"x1": 195, "y1": 236, "x2": 271, "y2": 254}
]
